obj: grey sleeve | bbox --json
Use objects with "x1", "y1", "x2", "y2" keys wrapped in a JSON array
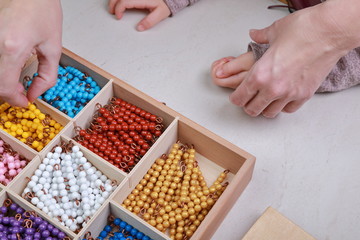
[
  {"x1": 163, "y1": 0, "x2": 200, "y2": 15},
  {"x1": 247, "y1": 42, "x2": 360, "y2": 93}
]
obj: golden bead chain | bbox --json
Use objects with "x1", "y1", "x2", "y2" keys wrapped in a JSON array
[
  {"x1": 122, "y1": 142, "x2": 229, "y2": 239},
  {"x1": 0, "y1": 102, "x2": 63, "y2": 151}
]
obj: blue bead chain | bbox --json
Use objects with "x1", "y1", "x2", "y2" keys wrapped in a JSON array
[
  {"x1": 26, "y1": 65, "x2": 101, "y2": 118},
  {"x1": 82, "y1": 217, "x2": 152, "y2": 240}
]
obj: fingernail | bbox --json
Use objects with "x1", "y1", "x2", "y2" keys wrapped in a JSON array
[
  {"x1": 216, "y1": 68, "x2": 224, "y2": 78},
  {"x1": 137, "y1": 24, "x2": 145, "y2": 32}
]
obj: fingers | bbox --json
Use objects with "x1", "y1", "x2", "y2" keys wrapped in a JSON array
[
  {"x1": 262, "y1": 99, "x2": 307, "y2": 118},
  {"x1": 111, "y1": 0, "x2": 171, "y2": 30},
  {"x1": 282, "y1": 100, "x2": 306, "y2": 113},
  {"x1": 230, "y1": 86, "x2": 286, "y2": 118},
  {"x1": 0, "y1": 83, "x2": 28, "y2": 107},
  {"x1": 211, "y1": 57, "x2": 235, "y2": 77},
  {"x1": 211, "y1": 57, "x2": 235, "y2": 70},
  {"x1": 114, "y1": 1, "x2": 127, "y2": 20},
  {"x1": 230, "y1": 78, "x2": 309, "y2": 118},
  {"x1": 113, "y1": 0, "x2": 157, "y2": 20},
  {"x1": 261, "y1": 99, "x2": 289, "y2": 118},
  {"x1": 229, "y1": 75, "x2": 259, "y2": 109},
  {"x1": 215, "y1": 52, "x2": 255, "y2": 78},
  {"x1": 228, "y1": 63, "x2": 284, "y2": 117},
  {"x1": 214, "y1": 72, "x2": 248, "y2": 89},
  {"x1": 108, "y1": 0, "x2": 120, "y2": 14},
  {"x1": 26, "y1": 46, "x2": 61, "y2": 102},
  {"x1": 211, "y1": 58, "x2": 248, "y2": 89},
  {"x1": 137, "y1": 6, "x2": 170, "y2": 31},
  {"x1": 249, "y1": 27, "x2": 270, "y2": 44},
  {"x1": 0, "y1": 48, "x2": 29, "y2": 106}
]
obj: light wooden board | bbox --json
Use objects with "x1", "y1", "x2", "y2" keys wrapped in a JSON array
[{"x1": 242, "y1": 207, "x2": 316, "y2": 240}]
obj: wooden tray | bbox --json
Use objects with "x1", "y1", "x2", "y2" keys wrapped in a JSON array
[{"x1": 0, "y1": 48, "x2": 256, "y2": 239}]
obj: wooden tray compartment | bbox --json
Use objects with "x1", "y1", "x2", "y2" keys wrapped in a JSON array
[
  {"x1": 61, "y1": 80, "x2": 176, "y2": 175},
  {"x1": 21, "y1": 50, "x2": 112, "y2": 120},
  {"x1": 0, "y1": 189, "x2": 74, "y2": 239},
  {"x1": 0, "y1": 48, "x2": 256, "y2": 239},
  {"x1": 0, "y1": 126, "x2": 38, "y2": 159},
  {"x1": 0, "y1": 130, "x2": 38, "y2": 187},
  {"x1": 0, "y1": 98, "x2": 71, "y2": 155},
  {"x1": 61, "y1": 80, "x2": 175, "y2": 139},
  {"x1": 8, "y1": 136, "x2": 126, "y2": 235},
  {"x1": 78, "y1": 201, "x2": 167, "y2": 239},
  {"x1": 111, "y1": 118, "x2": 256, "y2": 239}
]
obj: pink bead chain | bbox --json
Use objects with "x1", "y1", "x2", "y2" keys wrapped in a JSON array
[{"x1": 0, "y1": 138, "x2": 30, "y2": 185}]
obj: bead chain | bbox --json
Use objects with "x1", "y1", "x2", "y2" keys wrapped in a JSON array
[
  {"x1": 0, "y1": 137, "x2": 30, "y2": 186},
  {"x1": 74, "y1": 97, "x2": 164, "y2": 173},
  {"x1": 0, "y1": 198, "x2": 70, "y2": 239},
  {"x1": 82, "y1": 215, "x2": 153, "y2": 240},
  {"x1": 25, "y1": 65, "x2": 101, "y2": 118},
  {"x1": 22, "y1": 141, "x2": 117, "y2": 233},
  {"x1": 0, "y1": 102, "x2": 63, "y2": 151},
  {"x1": 122, "y1": 142, "x2": 229, "y2": 240}
]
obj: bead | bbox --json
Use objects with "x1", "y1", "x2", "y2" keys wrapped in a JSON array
[
  {"x1": 105, "y1": 184, "x2": 113, "y2": 192},
  {"x1": 85, "y1": 217, "x2": 151, "y2": 240},
  {"x1": 0, "y1": 138, "x2": 30, "y2": 185},
  {"x1": 45, "y1": 165, "x2": 54, "y2": 172},
  {"x1": 72, "y1": 145, "x2": 80, "y2": 152},
  {"x1": 31, "y1": 197, "x2": 40, "y2": 205},
  {"x1": 26, "y1": 65, "x2": 101, "y2": 117},
  {"x1": 54, "y1": 146, "x2": 62, "y2": 153},
  {"x1": 0, "y1": 104, "x2": 63, "y2": 151},
  {"x1": 73, "y1": 98, "x2": 164, "y2": 174},
  {"x1": 75, "y1": 151, "x2": 83, "y2": 158},
  {"x1": 22, "y1": 141, "x2": 117, "y2": 233},
  {"x1": 0, "y1": 198, "x2": 68, "y2": 239},
  {"x1": 121, "y1": 142, "x2": 229, "y2": 239}
]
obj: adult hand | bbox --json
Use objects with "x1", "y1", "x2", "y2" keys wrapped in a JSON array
[
  {"x1": 216, "y1": 1, "x2": 358, "y2": 118},
  {"x1": 0, "y1": 0, "x2": 62, "y2": 107},
  {"x1": 108, "y1": 0, "x2": 171, "y2": 31}
]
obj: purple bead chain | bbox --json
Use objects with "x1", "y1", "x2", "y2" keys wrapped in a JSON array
[{"x1": 0, "y1": 198, "x2": 69, "y2": 240}]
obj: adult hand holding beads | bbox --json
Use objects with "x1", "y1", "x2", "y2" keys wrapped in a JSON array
[
  {"x1": 0, "y1": 0, "x2": 62, "y2": 107},
  {"x1": 108, "y1": 0, "x2": 171, "y2": 31}
]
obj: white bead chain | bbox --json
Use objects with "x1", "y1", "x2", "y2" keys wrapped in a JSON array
[{"x1": 23, "y1": 144, "x2": 117, "y2": 232}]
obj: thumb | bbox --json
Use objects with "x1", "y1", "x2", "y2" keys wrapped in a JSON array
[
  {"x1": 26, "y1": 48, "x2": 61, "y2": 102},
  {"x1": 136, "y1": 7, "x2": 169, "y2": 31},
  {"x1": 249, "y1": 27, "x2": 270, "y2": 44}
]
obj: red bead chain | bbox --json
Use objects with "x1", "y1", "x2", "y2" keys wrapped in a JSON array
[{"x1": 73, "y1": 97, "x2": 164, "y2": 173}]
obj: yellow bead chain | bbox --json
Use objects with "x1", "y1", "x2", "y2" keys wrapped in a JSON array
[{"x1": 0, "y1": 102, "x2": 63, "y2": 151}]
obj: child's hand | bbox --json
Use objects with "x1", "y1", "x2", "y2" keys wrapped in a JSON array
[
  {"x1": 211, "y1": 53, "x2": 255, "y2": 89},
  {"x1": 108, "y1": 0, "x2": 171, "y2": 31}
]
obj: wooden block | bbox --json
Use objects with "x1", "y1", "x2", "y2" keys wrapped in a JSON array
[{"x1": 242, "y1": 207, "x2": 316, "y2": 240}]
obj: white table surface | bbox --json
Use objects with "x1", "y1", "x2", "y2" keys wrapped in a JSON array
[{"x1": 61, "y1": 0, "x2": 360, "y2": 239}]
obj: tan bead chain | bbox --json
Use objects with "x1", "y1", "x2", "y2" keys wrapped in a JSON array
[{"x1": 122, "y1": 142, "x2": 229, "y2": 239}]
